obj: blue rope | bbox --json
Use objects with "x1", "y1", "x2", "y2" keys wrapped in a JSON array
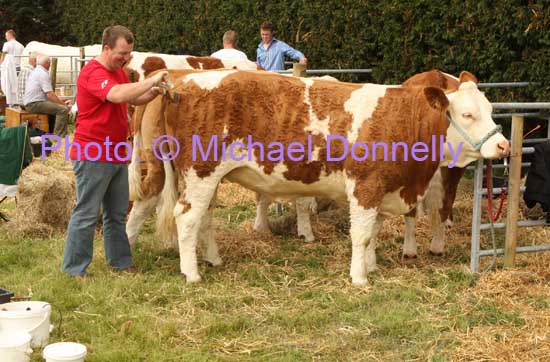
[{"x1": 446, "y1": 114, "x2": 502, "y2": 151}]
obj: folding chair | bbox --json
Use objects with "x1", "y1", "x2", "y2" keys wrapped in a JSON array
[{"x1": 0, "y1": 122, "x2": 33, "y2": 221}]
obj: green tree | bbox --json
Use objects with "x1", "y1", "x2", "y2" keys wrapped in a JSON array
[{"x1": 0, "y1": 0, "x2": 69, "y2": 45}]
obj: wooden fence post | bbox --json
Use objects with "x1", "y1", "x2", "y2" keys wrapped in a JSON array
[
  {"x1": 79, "y1": 47, "x2": 85, "y2": 70},
  {"x1": 50, "y1": 57, "x2": 58, "y2": 89},
  {"x1": 504, "y1": 115, "x2": 524, "y2": 267},
  {"x1": 292, "y1": 62, "x2": 307, "y2": 77}
]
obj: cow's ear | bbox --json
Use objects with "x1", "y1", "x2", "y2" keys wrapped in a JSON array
[
  {"x1": 423, "y1": 87, "x2": 449, "y2": 111},
  {"x1": 459, "y1": 71, "x2": 478, "y2": 84}
]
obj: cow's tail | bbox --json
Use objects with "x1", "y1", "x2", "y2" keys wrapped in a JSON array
[
  {"x1": 155, "y1": 159, "x2": 178, "y2": 247},
  {"x1": 128, "y1": 131, "x2": 143, "y2": 201}
]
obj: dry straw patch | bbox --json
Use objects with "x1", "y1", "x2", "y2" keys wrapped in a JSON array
[
  {"x1": 449, "y1": 259, "x2": 550, "y2": 361},
  {"x1": 6, "y1": 153, "x2": 75, "y2": 237},
  {"x1": 216, "y1": 175, "x2": 550, "y2": 361}
]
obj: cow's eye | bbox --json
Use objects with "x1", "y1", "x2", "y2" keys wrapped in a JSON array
[{"x1": 462, "y1": 112, "x2": 474, "y2": 120}]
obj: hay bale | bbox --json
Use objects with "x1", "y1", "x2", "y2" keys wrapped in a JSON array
[{"x1": 7, "y1": 163, "x2": 75, "y2": 238}]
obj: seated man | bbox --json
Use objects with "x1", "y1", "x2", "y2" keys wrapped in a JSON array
[
  {"x1": 23, "y1": 54, "x2": 69, "y2": 137},
  {"x1": 17, "y1": 51, "x2": 38, "y2": 107}
]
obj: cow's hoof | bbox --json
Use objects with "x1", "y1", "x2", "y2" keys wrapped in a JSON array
[
  {"x1": 184, "y1": 274, "x2": 202, "y2": 283},
  {"x1": 253, "y1": 225, "x2": 271, "y2": 233},
  {"x1": 203, "y1": 257, "x2": 223, "y2": 267},
  {"x1": 299, "y1": 234, "x2": 315, "y2": 243},
  {"x1": 351, "y1": 277, "x2": 369, "y2": 286},
  {"x1": 429, "y1": 250, "x2": 444, "y2": 257},
  {"x1": 402, "y1": 254, "x2": 418, "y2": 264}
]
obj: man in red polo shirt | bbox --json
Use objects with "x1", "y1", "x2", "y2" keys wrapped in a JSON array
[{"x1": 62, "y1": 25, "x2": 168, "y2": 277}]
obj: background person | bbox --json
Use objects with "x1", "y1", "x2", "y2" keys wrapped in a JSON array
[
  {"x1": 17, "y1": 51, "x2": 39, "y2": 106},
  {"x1": 23, "y1": 54, "x2": 70, "y2": 137},
  {"x1": 1, "y1": 29, "x2": 24, "y2": 73},
  {"x1": 256, "y1": 21, "x2": 307, "y2": 71},
  {"x1": 211, "y1": 30, "x2": 248, "y2": 61},
  {"x1": 61, "y1": 25, "x2": 168, "y2": 278}
]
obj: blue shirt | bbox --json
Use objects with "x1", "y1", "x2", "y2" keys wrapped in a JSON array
[{"x1": 256, "y1": 38, "x2": 304, "y2": 71}]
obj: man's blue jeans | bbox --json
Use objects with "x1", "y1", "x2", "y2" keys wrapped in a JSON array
[{"x1": 62, "y1": 160, "x2": 132, "y2": 276}]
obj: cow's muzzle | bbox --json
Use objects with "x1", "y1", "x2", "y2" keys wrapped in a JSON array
[{"x1": 497, "y1": 140, "x2": 510, "y2": 157}]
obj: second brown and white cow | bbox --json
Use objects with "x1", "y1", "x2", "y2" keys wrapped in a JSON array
[
  {"x1": 252, "y1": 70, "x2": 470, "y2": 265},
  {"x1": 131, "y1": 69, "x2": 508, "y2": 285}
]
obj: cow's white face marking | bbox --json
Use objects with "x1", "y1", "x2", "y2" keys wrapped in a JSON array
[
  {"x1": 183, "y1": 70, "x2": 237, "y2": 91},
  {"x1": 345, "y1": 84, "x2": 388, "y2": 143},
  {"x1": 443, "y1": 81, "x2": 507, "y2": 167}
]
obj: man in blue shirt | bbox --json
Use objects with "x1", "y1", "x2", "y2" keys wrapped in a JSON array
[{"x1": 256, "y1": 21, "x2": 307, "y2": 71}]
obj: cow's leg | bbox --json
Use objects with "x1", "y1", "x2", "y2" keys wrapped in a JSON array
[
  {"x1": 126, "y1": 195, "x2": 159, "y2": 246},
  {"x1": 199, "y1": 190, "x2": 222, "y2": 266},
  {"x1": 365, "y1": 218, "x2": 383, "y2": 273},
  {"x1": 348, "y1": 201, "x2": 379, "y2": 286},
  {"x1": 253, "y1": 192, "x2": 271, "y2": 233},
  {"x1": 403, "y1": 209, "x2": 418, "y2": 258},
  {"x1": 296, "y1": 197, "x2": 315, "y2": 242},
  {"x1": 174, "y1": 183, "x2": 219, "y2": 283},
  {"x1": 429, "y1": 211, "x2": 446, "y2": 256}
]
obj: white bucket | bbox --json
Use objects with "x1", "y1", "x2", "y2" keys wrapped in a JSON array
[
  {"x1": 0, "y1": 330, "x2": 32, "y2": 362},
  {"x1": 43, "y1": 342, "x2": 87, "y2": 362},
  {"x1": 0, "y1": 301, "x2": 52, "y2": 348}
]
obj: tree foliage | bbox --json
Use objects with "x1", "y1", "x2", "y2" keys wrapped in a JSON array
[
  {"x1": 7, "y1": 0, "x2": 548, "y2": 99},
  {"x1": 0, "y1": 0, "x2": 69, "y2": 44}
]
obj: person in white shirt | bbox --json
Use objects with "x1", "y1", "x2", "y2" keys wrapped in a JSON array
[
  {"x1": 2, "y1": 29, "x2": 25, "y2": 73},
  {"x1": 24, "y1": 54, "x2": 70, "y2": 137},
  {"x1": 211, "y1": 30, "x2": 248, "y2": 61}
]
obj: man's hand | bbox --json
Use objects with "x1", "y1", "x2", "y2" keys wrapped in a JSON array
[
  {"x1": 108, "y1": 70, "x2": 170, "y2": 105},
  {"x1": 151, "y1": 71, "x2": 169, "y2": 87},
  {"x1": 299, "y1": 57, "x2": 307, "y2": 64},
  {"x1": 150, "y1": 84, "x2": 169, "y2": 96}
]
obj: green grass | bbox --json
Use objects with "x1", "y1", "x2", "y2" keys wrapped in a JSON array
[
  {"x1": 214, "y1": 202, "x2": 257, "y2": 227},
  {"x1": 0, "y1": 198, "x2": 541, "y2": 361}
]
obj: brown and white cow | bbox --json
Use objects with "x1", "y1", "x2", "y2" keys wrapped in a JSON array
[
  {"x1": 127, "y1": 51, "x2": 259, "y2": 81},
  {"x1": 126, "y1": 57, "x2": 315, "y2": 245},
  {"x1": 130, "y1": 68, "x2": 508, "y2": 285},
  {"x1": 253, "y1": 70, "x2": 468, "y2": 261},
  {"x1": 125, "y1": 55, "x2": 258, "y2": 136},
  {"x1": 392, "y1": 70, "x2": 468, "y2": 263},
  {"x1": 125, "y1": 56, "x2": 272, "y2": 248}
]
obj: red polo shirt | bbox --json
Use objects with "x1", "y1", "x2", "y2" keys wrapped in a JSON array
[{"x1": 70, "y1": 59, "x2": 130, "y2": 163}]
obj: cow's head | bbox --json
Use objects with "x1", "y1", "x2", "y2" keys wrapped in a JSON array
[
  {"x1": 142, "y1": 56, "x2": 167, "y2": 77},
  {"x1": 442, "y1": 71, "x2": 509, "y2": 167}
]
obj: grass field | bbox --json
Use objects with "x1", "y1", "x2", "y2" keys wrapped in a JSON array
[{"x1": 1, "y1": 158, "x2": 550, "y2": 361}]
